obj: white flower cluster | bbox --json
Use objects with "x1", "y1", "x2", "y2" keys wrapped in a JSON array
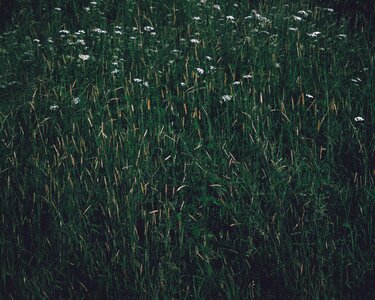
[{"x1": 79, "y1": 54, "x2": 90, "y2": 61}]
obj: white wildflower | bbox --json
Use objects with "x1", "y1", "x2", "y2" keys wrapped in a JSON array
[
  {"x1": 351, "y1": 77, "x2": 361, "y2": 83},
  {"x1": 205, "y1": 56, "x2": 213, "y2": 61},
  {"x1": 72, "y1": 97, "x2": 80, "y2": 105},
  {"x1": 111, "y1": 69, "x2": 119, "y2": 74},
  {"x1": 233, "y1": 81, "x2": 241, "y2": 85},
  {"x1": 50, "y1": 104, "x2": 59, "y2": 111},
  {"x1": 226, "y1": 15, "x2": 235, "y2": 21},
  {"x1": 92, "y1": 28, "x2": 107, "y2": 34},
  {"x1": 144, "y1": 26, "x2": 154, "y2": 32},
  {"x1": 293, "y1": 16, "x2": 302, "y2": 21},
  {"x1": 337, "y1": 34, "x2": 347, "y2": 39},
  {"x1": 59, "y1": 29, "x2": 70, "y2": 34},
  {"x1": 253, "y1": 12, "x2": 270, "y2": 23},
  {"x1": 115, "y1": 30, "x2": 122, "y2": 35},
  {"x1": 221, "y1": 95, "x2": 232, "y2": 102},
  {"x1": 33, "y1": 39, "x2": 40, "y2": 43},
  {"x1": 307, "y1": 31, "x2": 321, "y2": 37},
  {"x1": 214, "y1": 4, "x2": 221, "y2": 11},
  {"x1": 83, "y1": 7, "x2": 90, "y2": 12},
  {"x1": 196, "y1": 68, "x2": 204, "y2": 75},
  {"x1": 133, "y1": 78, "x2": 142, "y2": 83},
  {"x1": 298, "y1": 10, "x2": 308, "y2": 17},
  {"x1": 288, "y1": 27, "x2": 298, "y2": 31},
  {"x1": 192, "y1": 16, "x2": 201, "y2": 21},
  {"x1": 79, "y1": 54, "x2": 90, "y2": 61},
  {"x1": 76, "y1": 39, "x2": 86, "y2": 45},
  {"x1": 190, "y1": 39, "x2": 200, "y2": 44},
  {"x1": 305, "y1": 94, "x2": 314, "y2": 99},
  {"x1": 143, "y1": 81, "x2": 149, "y2": 87},
  {"x1": 354, "y1": 116, "x2": 364, "y2": 122},
  {"x1": 90, "y1": 2, "x2": 97, "y2": 5},
  {"x1": 54, "y1": 7, "x2": 61, "y2": 11}
]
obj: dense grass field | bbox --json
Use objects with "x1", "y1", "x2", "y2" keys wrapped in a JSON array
[{"x1": 1, "y1": 0, "x2": 374, "y2": 298}]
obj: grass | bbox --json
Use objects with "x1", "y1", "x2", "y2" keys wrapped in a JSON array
[{"x1": 1, "y1": 0, "x2": 374, "y2": 298}]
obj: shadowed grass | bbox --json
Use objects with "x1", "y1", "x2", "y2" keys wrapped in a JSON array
[{"x1": 1, "y1": 0, "x2": 374, "y2": 298}]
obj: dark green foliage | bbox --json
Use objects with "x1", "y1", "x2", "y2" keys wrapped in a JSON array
[
  {"x1": 312, "y1": 0, "x2": 375, "y2": 28},
  {"x1": 1, "y1": 0, "x2": 374, "y2": 298}
]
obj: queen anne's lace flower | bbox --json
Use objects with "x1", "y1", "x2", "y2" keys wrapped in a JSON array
[{"x1": 79, "y1": 54, "x2": 90, "y2": 61}]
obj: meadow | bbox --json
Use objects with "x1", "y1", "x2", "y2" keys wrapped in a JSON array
[{"x1": 1, "y1": 0, "x2": 374, "y2": 298}]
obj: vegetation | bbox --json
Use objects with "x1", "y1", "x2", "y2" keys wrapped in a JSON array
[{"x1": 1, "y1": 0, "x2": 374, "y2": 298}]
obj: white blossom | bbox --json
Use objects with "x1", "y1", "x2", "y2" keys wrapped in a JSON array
[
  {"x1": 92, "y1": 28, "x2": 107, "y2": 34},
  {"x1": 144, "y1": 26, "x2": 154, "y2": 32},
  {"x1": 79, "y1": 54, "x2": 90, "y2": 61},
  {"x1": 298, "y1": 10, "x2": 308, "y2": 17},
  {"x1": 307, "y1": 31, "x2": 321, "y2": 37},
  {"x1": 221, "y1": 95, "x2": 232, "y2": 102},
  {"x1": 72, "y1": 97, "x2": 80, "y2": 105},
  {"x1": 196, "y1": 68, "x2": 204, "y2": 75}
]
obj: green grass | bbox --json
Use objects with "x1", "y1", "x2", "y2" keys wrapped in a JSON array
[{"x1": 1, "y1": 0, "x2": 374, "y2": 298}]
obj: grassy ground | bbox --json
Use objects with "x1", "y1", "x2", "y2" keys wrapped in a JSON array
[{"x1": 1, "y1": 0, "x2": 374, "y2": 298}]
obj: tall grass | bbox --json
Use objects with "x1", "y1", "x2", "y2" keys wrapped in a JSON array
[{"x1": 1, "y1": 0, "x2": 374, "y2": 298}]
